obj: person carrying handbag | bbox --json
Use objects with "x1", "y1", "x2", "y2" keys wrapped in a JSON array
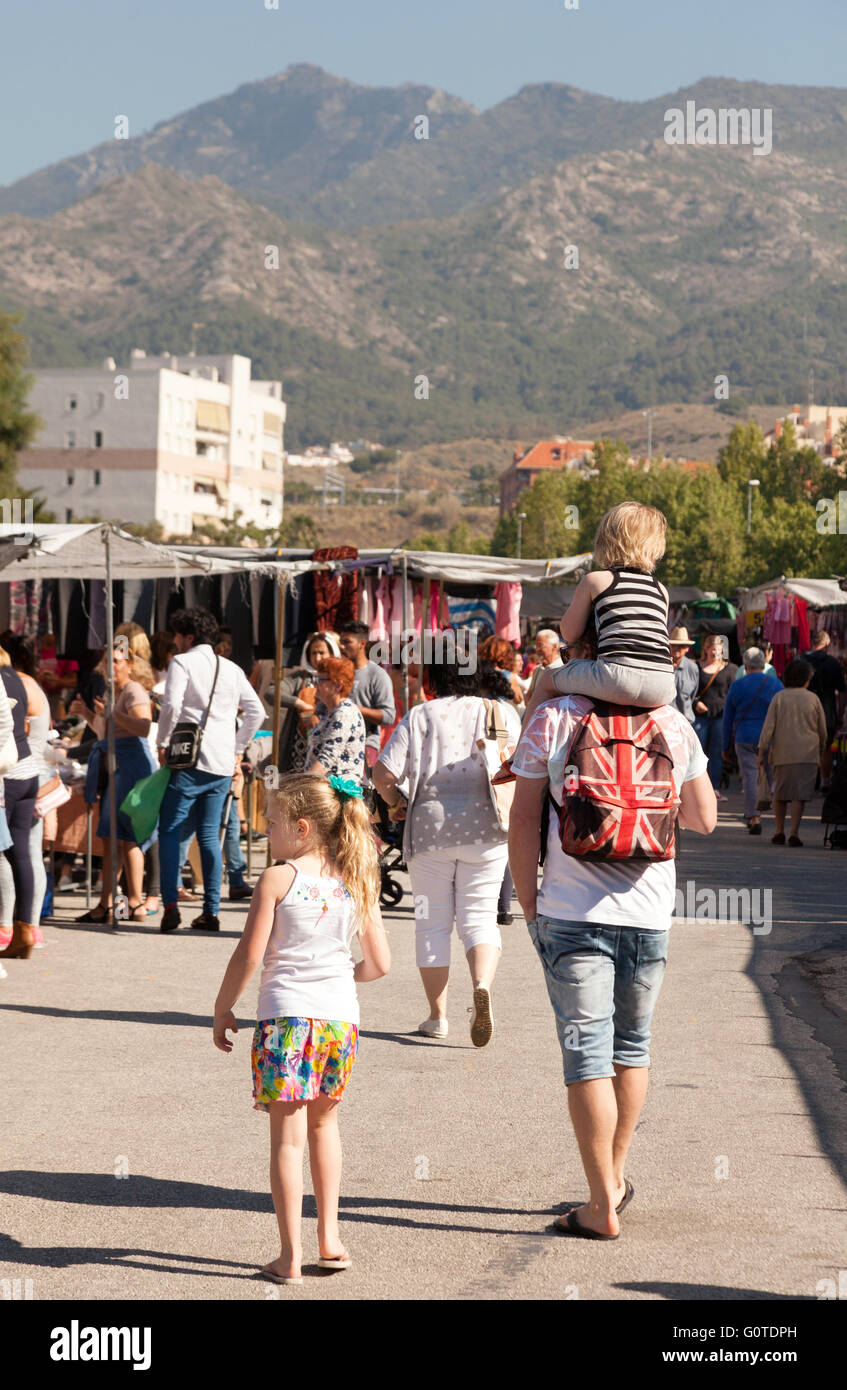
[
  {"x1": 373, "y1": 651, "x2": 520, "y2": 1047},
  {"x1": 721, "y1": 647, "x2": 783, "y2": 834},
  {"x1": 156, "y1": 608, "x2": 265, "y2": 934}
]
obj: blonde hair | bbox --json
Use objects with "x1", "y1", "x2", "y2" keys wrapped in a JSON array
[
  {"x1": 593, "y1": 501, "x2": 667, "y2": 572},
  {"x1": 0, "y1": 645, "x2": 9, "y2": 668},
  {"x1": 115, "y1": 621, "x2": 152, "y2": 663},
  {"x1": 272, "y1": 772, "x2": 380, "y2": 927}
]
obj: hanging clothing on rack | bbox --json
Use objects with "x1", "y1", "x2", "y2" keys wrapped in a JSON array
[
  {"x1": 371, "y1": 573, "x2": 390, "y2": 640},
  {"x1": 795, "y1": 598, "x2": 811, "y2": 653},
  {"x1": 312, "y1": 546, "x2": 359, "y2": 631},
  {"x1": 495, "y1": 582, "x2": 522, "y2": 642}
]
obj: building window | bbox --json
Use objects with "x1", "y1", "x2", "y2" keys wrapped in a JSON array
[
  {"x1": 93, "y1": 470, "x2": 101, "y2": 486},
  {"x1": 66, "y1": 471, "x2": 74, "y2": 486},
  {"x1": 92, "y1": 391, "x2": 105, "y2": 410},
  {"x1": 65, "y1": 431, "x2": 76, "y2": 449},
  {"x1": 65, "y1": 508, "x2": 73, "y2": 522},
  {"x1": 67, "y1": 395, "x2": 78, "y2": 411},
  {"x1": 94, "y1": 430, "x2": 103, "y2": 448}
]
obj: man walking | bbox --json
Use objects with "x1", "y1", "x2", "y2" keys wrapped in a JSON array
[
  {"x1": 669, "y1": 626, "x2": 699, "y2": 723},
  {"x1": 509, "y1": 678, "x2": 716, "y2": 1239},
  {"x1": 157, "y1": 608, "x2": 264, "y2": 933},
  {"x1": 337, "y1": 620, "x2": 395, "y2": 771}
]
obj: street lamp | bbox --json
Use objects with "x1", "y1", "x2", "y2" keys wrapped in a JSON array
[
  {"x1": 747, "y1": 479, "x2": 760, "y2": 536},
  {"x1": 516, "y1": 511, "x2": 527, "y2": 560}
]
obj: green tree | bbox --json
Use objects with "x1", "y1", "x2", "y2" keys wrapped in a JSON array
[{"x1": 0, "y1": 311, "x2": 43, "y2": 498}]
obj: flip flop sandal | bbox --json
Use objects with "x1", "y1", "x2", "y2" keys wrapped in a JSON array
[
  {"x1": 128, "y1": 903, "x2": 148, "y2": 922},
  {"x1": 551, "y1": 1209, "x2": 620, "y2": 1241},
  {"x1": 318, "y1": 1253, "x2": 352, "y2": 1270},
  {"x1": 616, "y1": 1178, "x2": 635, "y2": 1215},
  {"x1": 261, "y1": 1265, "x2": 302, "y2": 1285},
  {"x1": 75, "y1": 906, "x2": 110, "y2": 923}
]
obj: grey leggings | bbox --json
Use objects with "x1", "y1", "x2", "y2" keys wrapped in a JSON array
[{"x1": 552, "y1": 658, "x2": 677, "y2": 709}]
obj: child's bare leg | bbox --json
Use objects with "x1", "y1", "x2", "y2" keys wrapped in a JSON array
[
  {"x1": 307, "y1": 1094, "x2": 346, "y2": 1258},
  {"x1": 266, "y1": 1099, "x2": 308, "y2": 1277}
]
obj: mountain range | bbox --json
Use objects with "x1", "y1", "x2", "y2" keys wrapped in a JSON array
[{"x1": 2, "y1": 64, "x2": 846, "y2": 451}]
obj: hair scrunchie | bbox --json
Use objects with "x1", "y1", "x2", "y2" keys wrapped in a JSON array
[{"x1": 328, "y1": 774, "x2": 364, "y2": 801}]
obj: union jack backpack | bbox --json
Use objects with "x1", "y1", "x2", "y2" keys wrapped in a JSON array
[{"x1": 551, "y1": 703, "x2": 680, "y2": 861}]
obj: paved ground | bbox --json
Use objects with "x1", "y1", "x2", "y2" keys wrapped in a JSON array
[{"x1": 1, "y1": 789, "x2": 846, "y2": 1301}]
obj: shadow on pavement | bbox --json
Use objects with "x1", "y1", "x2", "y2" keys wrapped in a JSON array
[
  {"x1": 0, "y1": 1173, "x2": 551, "y2": 1236},
  {"x1": 0, "y1": 1231, "x2": 255, "y2": 1278},
  {"x1": 615, "y1": 1279, "x2": 814, "y2": 1300},
  {"x1": 0, "y1": 1003, "x2": 246, "y2": 1029}
]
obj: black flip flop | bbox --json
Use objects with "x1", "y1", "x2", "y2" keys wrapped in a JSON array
[
  {"x1": 551, "y1": 1208, "x2": 620, "y2": 1240},
  {"x1": 616, "y1": 1178, "x2": 635, "y2": 1215}
]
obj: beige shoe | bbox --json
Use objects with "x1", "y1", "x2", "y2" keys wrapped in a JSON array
[
  {"x1": 470, "y1": 986, "x2": 493, "y2": 1047},
  {"x1": 418, "y1": 1017, "x2": 448, "y2": 1038}
]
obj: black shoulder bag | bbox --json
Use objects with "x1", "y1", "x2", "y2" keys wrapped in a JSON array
[{"x1": 165, "y1": 654, "x2": 220, "y2": 770}]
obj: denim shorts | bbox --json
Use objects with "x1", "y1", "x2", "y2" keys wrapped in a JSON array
[{"x1": 527, "y1": 915, "x2": 670, "y2": 1084}]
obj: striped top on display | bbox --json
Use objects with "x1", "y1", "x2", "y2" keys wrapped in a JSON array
[{"x1": 592, "y1": 568, "x2": 673, "y2": 671}]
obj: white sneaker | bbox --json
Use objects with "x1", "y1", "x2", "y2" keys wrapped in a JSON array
[
  {"x1": 0, "y1": 962, "x2": 7, "y2": 979},
  {"x1": 418, "y1": 1017, "x2": 448, "y2": 1038}
]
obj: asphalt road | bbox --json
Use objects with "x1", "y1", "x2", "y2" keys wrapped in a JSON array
[{"x1": 1, "y1": 790, "x2": 845, "y2": 1301}]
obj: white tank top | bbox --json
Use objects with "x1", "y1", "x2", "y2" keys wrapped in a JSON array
[{"x1": 256, "y1": 865, "x2": 359, "y2": 1025}]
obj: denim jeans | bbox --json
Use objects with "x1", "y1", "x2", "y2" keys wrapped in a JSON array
[
  {"x1": 735, "y1": 741, "x2": 772, "y2": 819},
  {"x1": 693, "y1": 714, "x2": 723, "y2": 789},
  {"x1": 159, "y1": 769, "x2": 230, "y2": 915},
  {"x1": 527, "y1": 915, "x2": 670, "y2": 1084},
  {"x1": 223, "y1": 798, "x2": 246, "y2": 887}
]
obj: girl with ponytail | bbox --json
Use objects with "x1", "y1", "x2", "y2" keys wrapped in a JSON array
[{"x1": 213, "y1": 771, "x2": 390, "y2": 1285}]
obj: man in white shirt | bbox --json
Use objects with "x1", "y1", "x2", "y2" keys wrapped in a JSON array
[
  {"x1": 509, "y1": 687, "x2": 716, "y2": 1240},
  {"x1": 157, "y1": 608, "x2": 264, "y2": 933}
]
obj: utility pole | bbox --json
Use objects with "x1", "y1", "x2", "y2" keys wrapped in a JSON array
[
  {"x1": 642, "y1": 408, "x2": 655, "y2": 463},
  {"x1": 516, "y1": 511, "x2": 527, "y2": 560}
]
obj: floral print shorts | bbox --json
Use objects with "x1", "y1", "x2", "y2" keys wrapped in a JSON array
[{"x1": 251, "y1": 1017, "x2": 359, "y2": 1111}]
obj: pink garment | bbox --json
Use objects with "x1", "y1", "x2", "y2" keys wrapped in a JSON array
[
  {"x1": 391, "y1": 576, "x2": 406, "y2": 631},
  {"x1": 413, "y1": 587, "x2": 423, "y2": 635},
  {"x1": 371, "y1": 575, "x2": 390, "y2": 640},
  {"x1": 428, "y1": 581, "x2": 441, "y2": 630},
  {"x1": 495, "y1": 582, "x2": 522, "y2": 642},
  {"x1": 795, "y1": 597, "x2": 811, "y2": 652}
]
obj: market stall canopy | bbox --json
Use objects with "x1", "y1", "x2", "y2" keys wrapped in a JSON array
[
  {"x1": 368, "y1": 549, "x2": 593, "y2": 586},
  {"x1": 738, "y1": 576, "x2": 847, "y2": 609},
  {"x1": 0, "y1": 523, "x2": 274, "y2": 581}
]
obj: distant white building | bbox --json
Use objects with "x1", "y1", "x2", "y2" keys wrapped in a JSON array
[
  {"x1": 765, "y1": 404, "x2": 847, "y2": 461},
  {"x1": 17, "y1": 350, "x2": 286, "y2": 536}
]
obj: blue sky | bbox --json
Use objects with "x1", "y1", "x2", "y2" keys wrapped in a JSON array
[{"x1": 2, "y1": 0, "x2": 845, "y2": 185}]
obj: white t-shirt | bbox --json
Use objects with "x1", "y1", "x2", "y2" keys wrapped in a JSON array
[
  {"x1": 256, "y1": 866, "x2": 359, "y2": 1025},
  {"x1": 512, "y1": 695, "x2": 707, "y2": 930},
  {"x1": 378, "y1": 695, "x2": 521, "y2": 858}
]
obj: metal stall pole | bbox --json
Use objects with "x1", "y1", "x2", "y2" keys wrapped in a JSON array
[
  {"x1": 417, "y1": 573, "x2": 431, "y2": 704},
  {"x1": 103, "y1": 527, "x2": 120, "y2": 926},
  {"x1": 245, "y1": 771, "x2": 253, "y2": 881},
  {"x1": 401, "y1": 551, "x2": 409, "y2": 716},
  {"x1": 268, "y1": 568, "x2": 285, "y2": 867}
]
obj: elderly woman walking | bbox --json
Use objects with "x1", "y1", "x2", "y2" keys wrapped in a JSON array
[
  {"x1": 722, "y1": 647, "x2": 783, "y2": 834},
  {"x1": 758, "y1": 658, "x2": 827, "y2": 847},
  {"x1": 373, "y1": 652, "x2": 520, "y2": 1046}
]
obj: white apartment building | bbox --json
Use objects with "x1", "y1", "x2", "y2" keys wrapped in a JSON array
[
  {"x1": 17, "y1": 350, "x2": 286, "y2": 536},
  {"x1": 765, "y1": 404, "x2": 847, "y2": 461}
]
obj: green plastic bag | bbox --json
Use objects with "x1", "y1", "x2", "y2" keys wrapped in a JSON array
[{"x1": 119, "y1": 765, "x2": 171, "y2": 845}]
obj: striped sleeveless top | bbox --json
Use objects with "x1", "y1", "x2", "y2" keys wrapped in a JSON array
[{"x1": 592, "y1": 568, "x2": 673, "y2": 671}]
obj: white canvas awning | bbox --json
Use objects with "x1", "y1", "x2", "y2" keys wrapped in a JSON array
[
  {"x1": 738, "y1": 576, "x2": 847, "y2": 609},
  {"x1": 0, "y1": 523, "x2": 250, "y2": 580}
]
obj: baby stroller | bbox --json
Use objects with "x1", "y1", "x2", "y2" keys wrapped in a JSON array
[
  {"x1": 370, "y1": 789, "x2": 406, "y2": 908},
  {"x1": 821, "y1": 751, "x2": 847, "y2": 849}
]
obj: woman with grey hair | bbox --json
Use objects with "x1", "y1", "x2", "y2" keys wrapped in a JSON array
[{"x1": 722, "y1": 648, "x2": 783, "y2": 833}]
